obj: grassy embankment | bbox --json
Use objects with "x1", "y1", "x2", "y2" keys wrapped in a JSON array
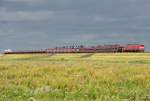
[{"x1": 0, "y1": 53, "x2": 150, "y2": 101}]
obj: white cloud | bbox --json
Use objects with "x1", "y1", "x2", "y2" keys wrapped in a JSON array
[
  {"x1": 0, "y1": 8, "x2": 83, "y2": 22},
  {"x1": 79, "y1": 34, "x2": 99, "y2": 40},
  {"x1": 0, "y1": 8, "x2": 54, "y2": 21},
  {"x1": 6, "y1": 0, "x2": 48, "y2": 4},
  {"x1": 94, "y1": 16, "x2": 124, "y2": 22}
]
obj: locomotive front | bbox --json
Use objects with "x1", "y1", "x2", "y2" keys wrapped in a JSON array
[{"x1": 123, "y1": 44, "x2": 145, "y2": 52}]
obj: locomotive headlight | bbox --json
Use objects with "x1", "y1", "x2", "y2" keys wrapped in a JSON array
[{"x1": 139, "y1": 46, "x2": 144, "y2": 49}]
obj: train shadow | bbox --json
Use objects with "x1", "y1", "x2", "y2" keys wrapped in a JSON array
[{"x1": 80, "y1": 53, "x2": 95, "y2": 58}]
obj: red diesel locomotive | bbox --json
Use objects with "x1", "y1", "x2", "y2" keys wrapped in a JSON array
[{"x1": 122, "y1": 44, "x2": 144, "y2": 52}]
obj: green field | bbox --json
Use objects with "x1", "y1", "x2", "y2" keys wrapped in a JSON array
[{"x1": 0, "y1": 53, "x2": 150, "y2": 101}]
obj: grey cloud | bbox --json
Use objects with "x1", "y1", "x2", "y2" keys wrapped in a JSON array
[
  {"x1": 0, "y1": 0, "x2": 150, "y2": 51},
  {"x1": 0, "y1": 8, "x2": 54, "y2": 21},
  {"x1": 5, "y1": 0, "x2": 48, "y2": 5}
]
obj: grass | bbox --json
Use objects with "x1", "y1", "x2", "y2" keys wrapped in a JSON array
[{"x1": 0, "y1": 53, "x2": 150, "y2": 101}]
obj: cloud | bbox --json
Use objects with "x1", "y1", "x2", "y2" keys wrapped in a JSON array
[
  {"x1": 0, "y1": 8, "x2": 54, "y2": 21},
  {"x1": 0, "y1": 0, "x2": 150, "y2": 51},
  {"x1": 5, "y1": 0, "x2": 48, "y2": 4}
]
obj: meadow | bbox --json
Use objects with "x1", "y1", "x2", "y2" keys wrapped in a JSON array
[{"x1": 0, "y1": 53, "x2": 150, "y2": 101}]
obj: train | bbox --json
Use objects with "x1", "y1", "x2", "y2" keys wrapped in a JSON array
[{"x1": 4, "y1": 44, "x2": 145, "y2": 54}]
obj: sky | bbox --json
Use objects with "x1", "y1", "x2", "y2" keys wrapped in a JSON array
[{"x1": 0, "y1": 0, "x2": 150, "y2": 51}]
